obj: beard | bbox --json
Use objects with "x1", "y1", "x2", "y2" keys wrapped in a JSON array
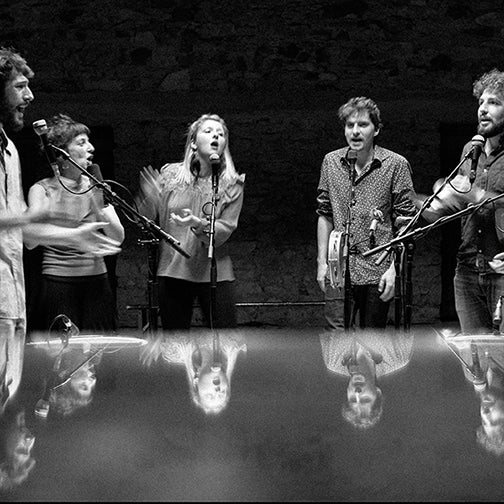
[
  {"x1": 0, "y1": 101, "x2": 24, "y2": 133},
  {"x1": 478, "y1": 117, "x2": 504, "y2": 139}
]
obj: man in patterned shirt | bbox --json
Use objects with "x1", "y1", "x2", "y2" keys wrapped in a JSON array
[{"x1": 316, "y1": 96, "x2": 417, "y2": 331}]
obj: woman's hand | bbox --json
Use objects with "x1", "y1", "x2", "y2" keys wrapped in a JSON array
[
  {"x1": 139, "y1": 165, "x2": 161, "y2": 205},
  {"x1": 171, "y1": 208, "x2": 207, "y2": 232}
]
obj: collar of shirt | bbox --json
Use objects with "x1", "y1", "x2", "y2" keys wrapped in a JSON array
[
  {"x1": 0, "y1": 129, "x2": 10, "y2": 157},
  {"x1": 339, "y1": 145, "x2": 385, "y2": 179}
]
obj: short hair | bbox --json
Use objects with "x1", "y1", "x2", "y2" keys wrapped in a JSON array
[
  {"x1": 338, "y1": 96, "x2": 383, "y2": 130},
  {"x1": 49, "y1": 380, "x2": 94, "y2": 417},
  {"x1": 473, "y1": 68, "x2": 504, "y2": 100},
  {"x1": 46, "y1": 113, "x2": 90, "y2": 149},
  {"x1": 0, "y1": 46, "x2": 33, "y2": 88}
]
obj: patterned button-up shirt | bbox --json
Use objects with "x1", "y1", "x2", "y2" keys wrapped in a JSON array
[
  {"x1": 0, "y1": 129, "x2": 27, "y2": 319},
  {"x1": 320, "y1": 330, "x2": 414, "y2": 379},
  {"x1": 317, "y1": 145, "x2": 416, "y2": 285}
]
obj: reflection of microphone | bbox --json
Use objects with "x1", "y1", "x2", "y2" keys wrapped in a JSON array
[
  {"x1": 469, "y1": 134, "x2": 485, "y2": 185},
  {"x1": 470, "y1": 343, "x2": 486, "y2": 385},
  {"x1": 209, "y1": 153, "x2": 220, "y2": 192},
  {"x1": 493, "y1": 296, "x2": 502, "y2": 327},
  {"x1": 33, "y1": 119, "x2": 60, "y2": 176},
  {"x1": 369, "y1": 208, "x2": 384, "y2": 249}
]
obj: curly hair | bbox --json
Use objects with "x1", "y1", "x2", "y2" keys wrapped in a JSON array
[
  {"x1": 0, "y1": 46, "x2": 33, "y2": 90},
  {"x1": 338, "y1": 96, "x2": 383, "y2": 130},
  {"x1": 473, "y1": 68, "x2": 504, "y2": 100}
]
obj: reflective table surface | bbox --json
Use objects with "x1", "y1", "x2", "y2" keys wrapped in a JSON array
[{"x1": 2, "y1": 324, "x2": 504, "y2": 502}]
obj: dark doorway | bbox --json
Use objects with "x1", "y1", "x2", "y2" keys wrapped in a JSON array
[{"x1": 439, "y1": 123, "x2": 475, "y2": 321}]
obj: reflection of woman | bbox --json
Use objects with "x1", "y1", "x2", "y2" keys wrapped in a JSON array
[
  {"x1": 320, "y1": 330, "x2": 413, "y2": 429},
  {"x1": 137, "y1": 114, "x2": 245, "y2": 330},
  {"x1": 36, "y1": 345, "x2": 101, "y2": 418},
  {"x1": 27, "y1": 113, "x2": 124, "y2": 332},
  {"x1": 0, "y1": 409, "x2": 35, "y2": 491},
  {"x1": 141, "y1": 330, "x2": 247, "y2": 415}
]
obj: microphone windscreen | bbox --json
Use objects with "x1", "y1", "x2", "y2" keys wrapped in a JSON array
[
  {"x1": 88, "y1": 163, "x2": 103, "y2": 182},
  {"x1": 347, "y1": 149, "x2": 358, "y2": 161}
]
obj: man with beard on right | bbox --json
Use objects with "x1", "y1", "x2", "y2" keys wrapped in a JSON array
[{"x1": 453, "y1": 68, "x2": 504, "y2": 335}]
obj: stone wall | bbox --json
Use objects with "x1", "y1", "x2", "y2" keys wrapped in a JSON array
[{"x1": 5, "y1": 0, "x2": 504, "y2": 327}]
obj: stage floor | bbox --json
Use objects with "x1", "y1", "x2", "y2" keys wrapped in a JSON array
[{"x1": 2, "y1": 324, "x2": 504, "y2": 502}]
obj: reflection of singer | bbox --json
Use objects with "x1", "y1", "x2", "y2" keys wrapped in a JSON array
[
  {"x1": 320, "y1": 329, "x2": 414, "y2": 429},
  {"x1": 27, "y1": 114, "x2": 124, "y2": 332},
  {"x1": 451, "y1": 69, "x2": 504, "y2": 335},
  {"x1": 447, "y1": 337, "x2": 504, "y2": 455},
  {"x1": 35, "y1": 339, "x2": 101, "y2": 418},
  {"x1": 0, "y1": 409, "x2": 36, "y2": 491},
  {"x1": 136, "y1": 114, "x2": 244, "y2": 330},
  {"x1": 140, "y1": 329, "x2": 247, "y2": 415},
  {"x1": 316, "y1": 97, "x2": 416, "y2": 331}
]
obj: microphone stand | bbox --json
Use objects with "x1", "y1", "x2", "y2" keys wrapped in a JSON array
[
  {"x1": 51, "y1": 145, "x2": 190, "y2": 260},
  {"x1": 49, "y1": 145, "x2": 191, "y2": 336},
  {"x1": 363, "y1": 160, "x2": 501, "y2": 259},
  {"x1": 137, "y1": 232, "x2": 160, "y2": 335},
  {"x1": 363, "y1": 191, "x2": 504, "y2": 324},
  {"x1": 208, "y1": 160, "x2": 220, "y2": 330},
  {"x1": 343, "y1": 155, "x2": 357, "y2": 332},
  {"x1": 368, "y1": 148, "x2": 476, "y2": 331}
]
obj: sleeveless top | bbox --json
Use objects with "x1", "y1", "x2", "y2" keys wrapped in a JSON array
[{"x1": 35, "y1": 176, "x2": 107, "y2": 277}]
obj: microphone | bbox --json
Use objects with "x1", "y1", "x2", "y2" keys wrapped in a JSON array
[
  {"x1": 493, "y1": 296, "x2": 502, "y2": 327},
  {"x1": 369, "y1": 208, "x2": 384, "y2": 249},
  {"x1": 209, "y1": 153, "x2": 220, "y2": 191},
  {"x1": 347, "y1": 149, "x2": 357, "y2": 183},
  {"x1": 469, "y1": 134, "x2": 485, "y2": 184},
  {"x1": 33, "y1": 119, "x2": 59, "y2": 176},
  {"x1": 88, "y1": 163, "x2": 104, "y2": 182},
  {"x1": 87, "y1": 163, "x2": 108, "y2": 207}
]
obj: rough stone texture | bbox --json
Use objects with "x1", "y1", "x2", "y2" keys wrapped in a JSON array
[{"x1": 4, "y1": 0, "x2": 503, "y2": 327}]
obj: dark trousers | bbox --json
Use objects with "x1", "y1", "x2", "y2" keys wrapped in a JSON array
[
  {"x1": 454, "y1": 265, "x2": 504, "y2": 334},
  {"x1": 37, "y1": 274, "x2": 117, "y2": 333},
  {"x1": 158, "y1": 277, "x2": 237, "y2": 330},
  {"x1": 324, "y1": 282, "x2": 390, "y2": 331}
]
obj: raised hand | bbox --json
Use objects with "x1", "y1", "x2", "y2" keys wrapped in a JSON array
[
  {"x1": 139, "y1": 165, "x2": 161, "y2": 205},
  {"x1": 71, "y1": 222, "x2": 122, "y2": 256},
  {"x1": 170, "y1": 208, "x2": 206, "y2": 231}
]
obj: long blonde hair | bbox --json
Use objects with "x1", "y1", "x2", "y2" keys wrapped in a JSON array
[{"x1": 174, "y1": 113, "x2": 238, "y2": 185}]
